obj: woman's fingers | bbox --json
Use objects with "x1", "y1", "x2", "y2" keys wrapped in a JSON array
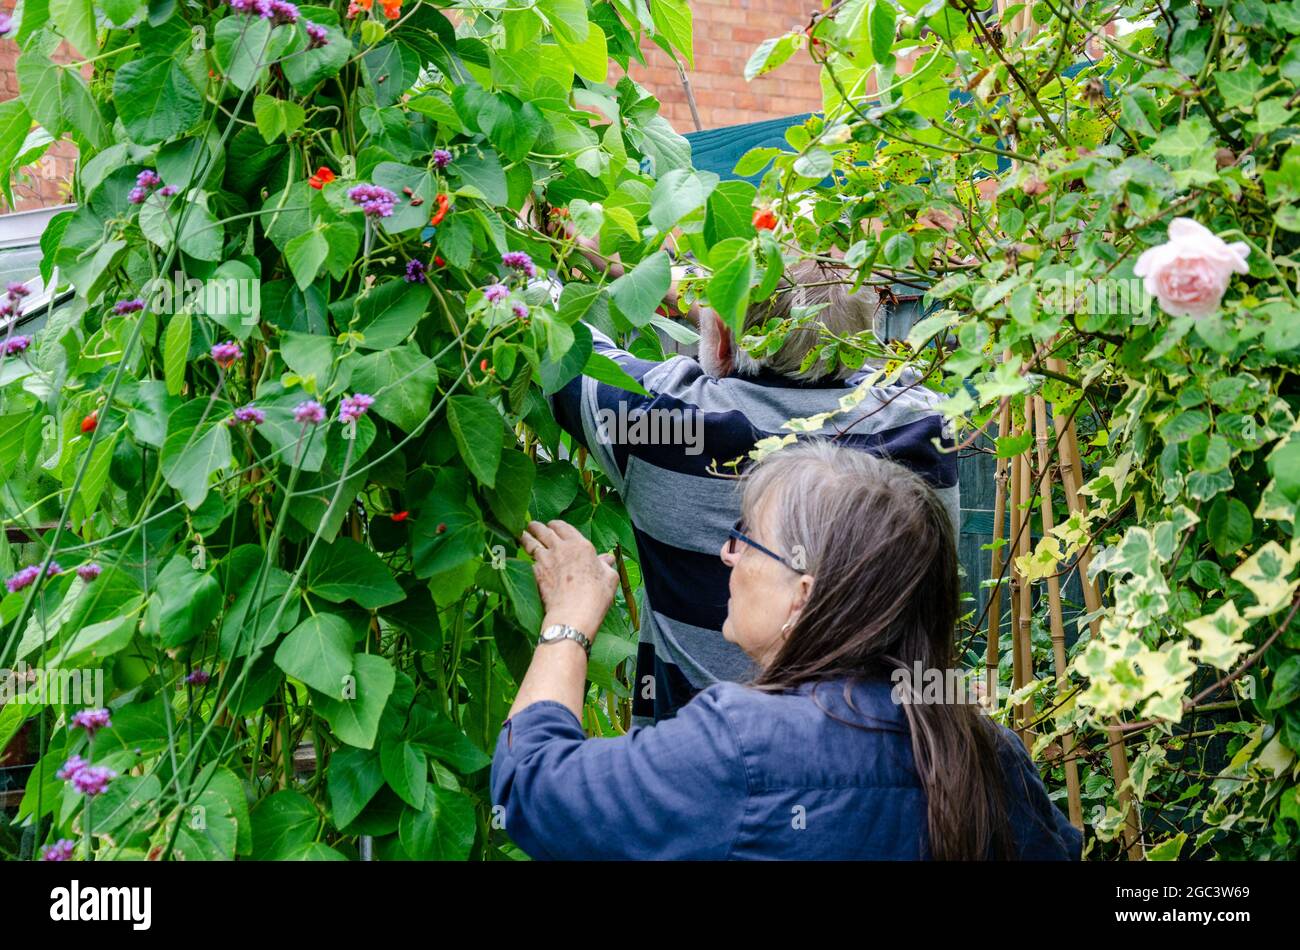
[{"x1": 523, "y1": 519, "x2": 561, "y2": 552}]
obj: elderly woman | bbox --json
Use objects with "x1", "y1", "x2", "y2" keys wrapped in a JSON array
[{"x1": 491, "y1": 441, "x2": 1082, "y2": 860}]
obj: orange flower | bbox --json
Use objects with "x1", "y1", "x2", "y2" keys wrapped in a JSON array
[
  {"x1": 433, "y1": 255, "x2": 446, "y2": 267},
  {"x1": 429, "y1": 193, "x2": 451, "y2": 226},
  {"x1": 752, "y1": 207, "x2": 778, "y2": 231},
  {"x1": 80, "y1": 411, "x2": 98, "y2": 434},
  {"x1": 381, "y1": 0, "x2": 401, "y2": 18},
  {"x1": 391, "y1": 510, "x2": 409, "y2": 522},
  {"x1": 308, "y1": 167, "x2": 336, "y2": 189}
]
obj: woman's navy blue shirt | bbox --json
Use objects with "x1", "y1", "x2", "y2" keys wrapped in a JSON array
[{"x1": 491, "y1": 678, "x2": 1083, "y2": 860}]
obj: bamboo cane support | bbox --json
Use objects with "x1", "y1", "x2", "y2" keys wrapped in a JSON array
[
  {"x1": 1007, "y1": 415, "x2": 1026, "y2": 738},
  {"x1": 1047, "y1": 358, "x2": 1143, "y2": 859},
  {"x1": 1032, "y1": 395, "x2": 1083, "y2": 829},
  {"x1": 985, "y1": 402, "x2": 1012, "y2": 705},
  {"x1": 1015, "y1": 434, "x2": 1035, "y2": 737}
]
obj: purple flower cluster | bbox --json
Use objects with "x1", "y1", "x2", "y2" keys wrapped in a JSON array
[
  {"x1": 294, "y1": 400, "x2": 325, "y2": 425},
  {"x1": 501, "y1": 251, "x2": 538, "y2": 278},
  {"x1": 305, "y1": 20, "x2": 329, "y2": 48},
  {"x1": 186, "y1": 669, "x2": 211, "y2": 686},
  {"x1": 230, "y1": 404, "x2": 266, "y2": 426},
  {"x1": 404, "y1": 258, "x2": 427, "y2": 283},
  {"x1": 338, "y1": 393, "x2": 374, "y2": 424},
  {"x1": 0, "y1": 12, "x2": 13, "y2": 37},
  {"x1": 114, "y1": 298, "x2": 145, "y2": 315},
  {"x1": 511, "y1": 301, "x2": 529, "y2": 320},
  {"x1": 348, "y1": 184, "x2": 398, "y2": 218},
  {"x1": 2, "y1": 282, "x2": 29, "y2": 324},
  {"x1": 483, "y1": 283, "x2": 509, "y2": 304},
  {"x1": 128, "y1": 169, "x2": 163, "y2": 205},
  {"x1": 40, "y1": 840, "x2": 76, "y2": 862},
  {"x1": 160, "y1": 184, "x2": 178, "y2": 197},
  {"x1": 76, "y1": 563, "x2": 102, "y2": 582},
  {"x1": 46, "y1": 562, "x2": 61, "y2": 576},
  {"x1": 211, "y1": 340, "x2": 244, "y2": 367},
  {"x1": 70, "y1": 765, "x2": 116, "y2": 797},
  {"x1": 433, "y1": 149, "x2": 453, "y2": 169},
  {"x1": 4, "y1": 335, "x2": 30, "y2": 356},
  {"x1": 5, "y1": 565, "x2": 41, "y2": 594},
  {"x1": 229, "y1": 0, "x2": 299, "y2": 23},
  {"x1": 71, "y1": 708, "x2": 112, "y2": 736}
]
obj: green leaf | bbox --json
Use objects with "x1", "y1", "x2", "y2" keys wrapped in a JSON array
[
  {"x1": 214, "y1": 16, "x2": 276, "y2": 92},
  {"x1": 17, "y1": 47, "x2": 107, "y2": 149},
  {"x1": 398, "y1": 786, "x2": 476, "y2": 860},
  {"x1": 314, "y1": 653, "x2": 396, "y2": 750},
  {"x1": 305, "y1": 537, "x2": 405, "y2": 609},
  {"x1": 1268, "y1": 656, "x2": 1300, "y2": 710},
  {"x1": 650, "y1": 0, "x2": 693, "y2": 68},
  {"x1": 114, "y1": 56, "x2": 203, "y2": 145},
  {"x1": 1206, "y1": 496, "x2": 1252, "y2": 558},
  {"x1": 371, "y1": 162, "x2": 436, "y2": 234},
  {"x1": 381, "y1": 739, "x2": 428, "y2": 810},
  {"x1": 745, "y1": 33, "x2": 800, "y2": 81},
  {"x1": 251, "y1": 790, "x2": 320, "y2": 860},
  {"x1": 350, "y1": 346, "x2": 439, "y2": 433},
  {"x1": 538, "y1": 0, "x2": 589, "y2": 45},
  {"x1": 733, "y1": 146, "x2": 781, "y2": 178},
  {"x1": 649, "y1": 167, "x2": 718, "y2": 231},
  {"x1": 608, "y1": 250, "x2": 670, "y2": 326},
  {"x1": 0, "y1": 100, "x2": 33, "y2": 208},
  {"x1": 139, "y1": 191, "x2": 224, "y2": 261},
  {"x1": 707, "y1": 243, "x2": 755, "y2": 338},
  {"x1": 452, "y1": 148, "x2": 508, "y2": 205},
  {"x1": 285, "y1": 228, "x2": 330, "y2": 291},
  {"x1": 160, "y1": 398, "x2": 233, "y2": 509},
  {"x1": 409, "y1": 706, "x2": 492, "y2": 773},
  {"x1": 276, "y1": 613, "x2": 355, "y2": 699},
  {"x1": 882, "y1": 231, "x2": 916, "y2": 269},
  {"x1": 145, "y1": 555, "x2": 222, "y2": 648},
  {"x1": 163, "y1": 312, "x2": 191, "y2": 397},
  {"x1": 49, "y1": 0, "x2": 96, "y2": 57},
  {"x1": 869, "y1": 0, "x2": 897, "y2": 62},
  {"x1": 556, "y1": 20, "x2": 608, "y2": 82},
  {"x1": 446, "y1": 395, "x2": 504, "y2": 488},
  {"x1": 705, "y1": 180, "x2": 758, "y2": 245},
  {"x1": 793, "y1": 148, "x2": 833, "y2": 179},
  {"x1": 328, "y1": 746, "x2": 384, "y2": 828},
  {"x1": 582, "y1": 351, "x2": 651, "y2": 397},
  {"x1": 483, "y1": 450, "x2": 536, "y2": 535},
  {"x1": 348, "y1": 277, "x2": 430, "y2": 349}
]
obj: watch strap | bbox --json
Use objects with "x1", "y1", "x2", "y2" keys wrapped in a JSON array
[{"x1": 539, "y1": 623, "x2": 592, "y2": 656}]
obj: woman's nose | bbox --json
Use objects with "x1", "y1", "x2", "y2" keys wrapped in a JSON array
[{"x1": 720, "y1": 540, "x2": 738, "y2": 567}]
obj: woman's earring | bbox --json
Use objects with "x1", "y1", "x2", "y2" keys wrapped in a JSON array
[{"x1": 780, "y1": 619, "x2": 794, "y2": 635}]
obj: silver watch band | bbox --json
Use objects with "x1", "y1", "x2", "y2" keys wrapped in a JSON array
[{"x1": 538, "y1": 623, "x2": 592, "y2": 656}]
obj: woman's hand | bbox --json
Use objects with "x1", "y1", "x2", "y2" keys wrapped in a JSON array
[{"x1": 520, "y1": 520, "x2": 619, "y2": 640}]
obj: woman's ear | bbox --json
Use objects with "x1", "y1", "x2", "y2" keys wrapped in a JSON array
[
  {"x1": 791, "y1": 574, "x2": 815, "y2": 615},
  {"x1": 711, "y1": 312, "x2": 734, "y2": 376}
]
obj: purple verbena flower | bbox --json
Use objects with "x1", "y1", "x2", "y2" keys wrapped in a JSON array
[
  {"x1": 57, "y1": 755, "x2": 88, "y2": 781},
  {"x1": 210, "y1": 340, "x2": 244, "y2": 367},
  {"x1": 136, "y1": 169, "x2": 161, "y2": 189},
  {"x1": 404, "y1": 258, "x2": 427, "y2": 284},
  {"x1": 433, "y1": 149, "x2": 453, "y2": 169},
  {"x1": 128, "y1": 187, "x2": 149, "y2": 205},
  {"x1": 338, "y1": 393, "x2": 374, "y2": 424},
  {"x1": 76, "y1": 563, "x2": 102, "y2": 582},
  {"x1": 40, "y1": 839, "x2": 76, "y2": 862},
  {"x1": 4, "y1": 336, "x2": 31, "y2": 356},
  {"x1": 347, "y1": 184, "x2": 398, "y2": 218},
  {"x1": 186, "y1": 669, "x2": 211, "y2": 686},
  {"x1": 266, "y1": 0, "x2": 299, "y2": 24},
  {"x1": 46, "y1": 562, "x2": 61, "y2": 577},
  {"x1": 71, "y1": 708, "x2": 112, "y2": 736},
  {"x1": 114, "y1": 298, "x2": 145, "y2": 315},
  {"x1": 305, "y1": 20, "x2": 328, "y2": 48},
  {"x1": 231, "y1": 405, "x2": 266, "y2": 426},
  {"x1": 5, "y1": 565, "x2": 41, "y2": 594},
  {"x1": 294, "y1": 400, "x2": 325, "y2": 425},
  {"x1": 501, "y1": 251, "x2": 537, "y2": 278},
  {"x1": 159, "y1": 185, "x2": 178, "y2": 197},
  {"x1": 511, "y1": 301, "x2": 529, "y2": 320},
  {"x1": 6, "y1": 281, "x2": 30, "y2": 299},
  {"x1": 483, "y1": 283, "x2": 509, "y2": 304},
  {"x1": 70, "y1": 765, "x2": 116, "y2": 797}
]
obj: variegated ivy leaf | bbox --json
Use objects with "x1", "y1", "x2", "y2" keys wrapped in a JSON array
[
  {"x1": 1014, "y1": 535, "x2": 1062, "y2": 583},
  {"x1": 1230, "y1": 541, "x2": 1299, "y2": 619},
  {"x1": 1185, "y1": 601, "x2": 1252, "y2": 671}
]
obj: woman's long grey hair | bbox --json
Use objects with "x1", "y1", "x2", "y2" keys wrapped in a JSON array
[{"x1": 744, "y1": 440, "x2": 1014, "y2": 860}]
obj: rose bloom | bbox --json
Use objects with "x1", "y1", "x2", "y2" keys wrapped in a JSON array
[{"x1": 1133, "y1": 218, "x2": 1250, "y2": 318}]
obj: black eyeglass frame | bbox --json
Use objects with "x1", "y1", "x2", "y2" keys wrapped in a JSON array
[{"x1": 726, "y1": 519, "x2": 807, "y2": 574}]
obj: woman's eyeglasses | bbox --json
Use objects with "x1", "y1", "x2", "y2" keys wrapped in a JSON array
[{"x1": 726, "y1": 519, "x2": 806, "y2": 573}]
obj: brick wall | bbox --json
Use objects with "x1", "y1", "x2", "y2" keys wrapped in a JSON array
[
  {"x1": 0, "y1": 2, "x2": 825, "y2": 212},
  {"x1": 620, "y1": 0, "x2": 824, "y2": 132},
  {"x1": 0, "y1": 3, "x2": 78, "y2": 212}
]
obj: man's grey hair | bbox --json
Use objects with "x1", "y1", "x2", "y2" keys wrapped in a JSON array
[{"x1": 730, "y1": 260, "x2": 884, "y2": 382}]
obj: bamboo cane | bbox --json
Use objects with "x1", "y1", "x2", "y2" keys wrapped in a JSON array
[
  {"x1": 1015, "y1": 431, "x2": 1035, "y2": 737},
  {"x1": 985, "y1": 401, "x2": 1012, "y2": 705},
  {"x1": 1047, "y1": 358, "x2": 1143, "y2": 859},
  {"x1": 1007, "y1": 414, "x2": 1026, "y2": 738},
  {"x1": 1032, "y1": 395, "x2": 1083, "y2": 829}
]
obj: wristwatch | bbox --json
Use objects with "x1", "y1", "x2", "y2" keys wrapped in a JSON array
[{"x1": 538, "y1": 623, "x2": 592, "y2": 656}]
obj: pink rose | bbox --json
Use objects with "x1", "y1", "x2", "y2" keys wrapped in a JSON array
[{"x1": 1133, "y1": 218, "x2": 1249, "y2": 318}]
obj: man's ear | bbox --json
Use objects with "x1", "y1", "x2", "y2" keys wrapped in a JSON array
[{"x1": 712, "y1": 312, "x2": 734, "y2": 376}]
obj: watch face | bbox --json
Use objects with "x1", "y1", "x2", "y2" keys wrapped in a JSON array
[{"x1": 540, "y1": 626, "x2": 563, "y2": 642}]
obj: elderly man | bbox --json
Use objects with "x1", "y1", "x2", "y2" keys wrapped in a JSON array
[{"x1": 551, "y1": 259, "x2": 958, "y2": 723}]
